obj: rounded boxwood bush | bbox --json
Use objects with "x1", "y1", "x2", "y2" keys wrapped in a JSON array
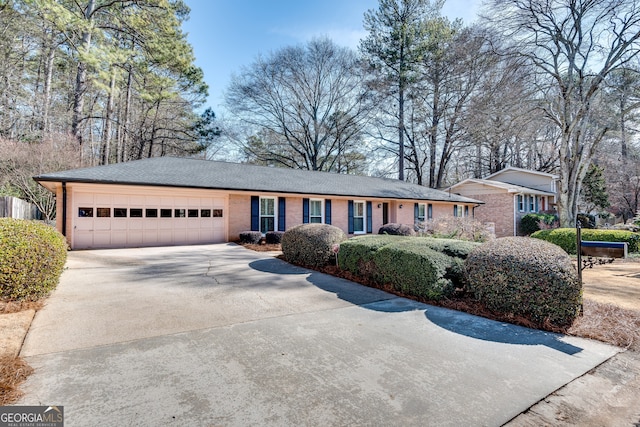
[
  {"x1": 281, "y1": 224, "x2": 347, "y2": 268},
  {"x1": 265, "y1": 231, "x2": 284, "y2": 245},
  {"x1": 239, "y1": 231, "x2": 262, "y2": 244},
  {"x1": 0, "y1": 218, "x2": 67, "y2": 300},
  {"x1": 465, "y1": 237, "x2": 581, "y2": 329},
  {"x1": 378, "y1": 223, "x2": 416, "y2": 236}
]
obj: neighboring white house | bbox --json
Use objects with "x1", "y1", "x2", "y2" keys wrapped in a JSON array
[{"x1": 448, "y1": 167, "x2": 558, "y2": 237}]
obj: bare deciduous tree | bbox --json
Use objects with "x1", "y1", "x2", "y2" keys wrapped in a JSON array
[
  {"x1": 484, "y1": 0, "x2": 640, "y2": 227},
  {"x1": 225, "y1": 38, "x2": 371, "y2": 173}
]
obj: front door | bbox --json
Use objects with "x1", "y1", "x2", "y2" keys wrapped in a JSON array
[{"x1": 382, "y1": 202, "x2": 389, "y2": 225}]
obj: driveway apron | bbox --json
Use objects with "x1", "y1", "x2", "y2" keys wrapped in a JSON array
[{"x1": 18, "y1": 244, "x2": 618, "y2": 426}]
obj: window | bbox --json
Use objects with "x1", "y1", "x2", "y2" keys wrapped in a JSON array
[
  {"x1": 417, "y1": 203, "x2": 426, "y2": 222},
  {"x1": 130, "y1": 208, "x2": 143, "y2": 218},
  {"x1": 145, "y1": 208, "x2": 158, "y2": 218},
  {"x1": 97, "y1": 208, "x2": 110, "y2": 218},
  {"x1": 260, "y1": 197, "x2": 276, "y2": 233},
  {"x1": 188, "y1": 209, "x2": 199, "y2": 218},
  {"x1": 353, "y1": 201, "x2": 365, "y2": 234},
  {"x1": 213, "y1": 209, "x2": 223, "y2": 218},
  {"x1": 454, "y1": 204, "x2": 465, "y2": 218},
  {"x1": 310, "y1": 199, "x2": 323, "y2": 223},
  {"x1": 160, "y1": 209, "x2": 172, "y2": 218},
  {"x1": 174, "y1": 209, "x2": 185, "y2": 218},
  {"x1": 518, "y1": 195, "x2": 525, "y2": 212},
  {"x1": 201, "y1": 209, "x2": 211, "y2": 218},
  {"x1": 78, "y1": 207, "x2": 93, "y2": 217},
  {"x1": 114, "y1": 208, "x2": 127, "y2": 218},
  {"x1": 529, "y1": 195, "x2": 535, "y2": 212}
]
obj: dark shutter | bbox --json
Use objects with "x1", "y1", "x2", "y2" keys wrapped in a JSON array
[
  {"x1": 348, "y1": 200, "x2": 354, "y2": 234},
  {"x1": 414, "y1": 203, "x2": 419, "y2": 222},
  {"x1": 278, "y1": 197, "x2": 286, "y2": 231},
  {"x1": 302, "y1": 198, "x2": 310, "y2": 223},
  {"x1": 453, "y1": 205, "x2": 458, "y2": 217},
  {"x1": 366, "y1": 201, "x2": 373, "y2": 234},
  {"x1": 325, "y1": 199, "x2": 332, "y2": 224},
  {"x1": 428, "y1": 204, "x2": 433, "y2": 220},
  {"x1": 464, "y1": 205, "x2": 469, "y2": 217},
  {"x1": 250, "y1": 196, "x2": 259, "y2": 231}
]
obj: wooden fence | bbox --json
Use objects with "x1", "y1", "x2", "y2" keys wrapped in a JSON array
[{"x1": 0, "y1": 196, "x2": 41, "y2": 220}]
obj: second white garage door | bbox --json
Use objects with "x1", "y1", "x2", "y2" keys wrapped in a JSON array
[{"x1": 72, "y1": 189, "x2": 227, "y2": 249}]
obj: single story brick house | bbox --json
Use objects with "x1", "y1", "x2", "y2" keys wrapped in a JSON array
[
  {"x1": 34, "y1": 157, "x2": 482, "y2": 249},
  {"x1": 447, "y1": 167, "x2": 557, "y2": 238}
]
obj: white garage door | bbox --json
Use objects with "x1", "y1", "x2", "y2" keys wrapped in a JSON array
[{"x1": 72, "y1": 191, "x2": 226, "y2": 249}]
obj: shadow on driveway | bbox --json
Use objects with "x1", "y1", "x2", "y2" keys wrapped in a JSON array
[{"x1": 250, "y1": 257, "x2": 584, "y2": 356}]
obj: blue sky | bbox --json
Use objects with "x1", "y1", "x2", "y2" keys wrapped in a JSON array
[{"x1": 182, "y1": 0, "x2": 482, "y2": 114}]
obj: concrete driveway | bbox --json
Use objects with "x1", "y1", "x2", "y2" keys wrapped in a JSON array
[{"x1": 19, "y1": 244, "x2": 617, "y2": 426}]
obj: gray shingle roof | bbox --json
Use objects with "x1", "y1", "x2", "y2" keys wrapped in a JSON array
[{"x1": 35, "y1": 157, "x2": 482, "y2": 204}]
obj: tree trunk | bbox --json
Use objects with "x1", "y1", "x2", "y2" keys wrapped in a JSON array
[
  {"x1": 398, "y1": 80, "x2": 405, "y2": 181},
  {"x1": 118, "y1": 65, "x2": 133, "y2": 162},
  {"x1": 429, "y1": 76, "x2": 440, "y2": 188},
  {"x1": 620, "y1": 94, "x2": 628, "y2": 159},
  {"x1": 101, "y1": 68, "x2": 117, "y2": 164},
  {"x1": 71, "y1": 0, "x2": 96, "y2": 148},
  {"x1": 42, "y1": 42, "x2": 55, "y2": 141}
]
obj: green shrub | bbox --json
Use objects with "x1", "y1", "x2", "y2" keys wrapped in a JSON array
[
  {"x1": 337, "y1": 235, "x2": 470, "y2": 300},
  {"x1": 378, "y1": 223, "x2": 416, "y2": 236},
  {"x1": 465, "y1": 237, "x2": 581, "y2": 329},
  {"x1": 0, "y1": 219, "x2": 67, "y2": 300},
  {"x1": 577, "y1": 213, "x2": 596, "y2": 229},
  {"x1": 531, "y1": 228, "x2": 640, "y2": 254},
  {"x1": 239, "y1": 231, "x2": 262, "y2": 244},
  {"x1": 416, "y1": 237, "x2": 480, "y2": 259},
  {"x1": 281, "y1": 224, "x2": 347, "y2": 268},
  {"x1": 338, "y1": 235, "x2": 409, "y2": 274},
  {"x1": 265, "y1": 231, "x2": 284, "y2": 244},
  {"x1": 520, "y1": 213, "x2": 558, "y2": 235}
]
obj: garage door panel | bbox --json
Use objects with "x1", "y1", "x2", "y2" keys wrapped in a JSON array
[
  {"x1": 173, "y1": 230, "x2": 187, "y2": 244},
  {"x1": 72, "y1": 190, "x2": 226, "y2": 249},
  {"x1": 94, "y1": 232, "x2": 111, "y2": 247},
  {"x1": 111, "y1": 232, "x2": 127, "y2": 245},
  {"x1": 143, "y1": 231, "x2": 158, "y2": 244},
  {"x1": 143, "y1": 219, "x2": 158, "y2": 230},
  {"x1": 94, "y1": 219, "x2": 111, "y2": 231},
  {"x1": 127, "y1": 231, "x2": 143, "y2": 246},
  {"x1": 112, "y1": 219, "x2": 127, "y2": 231},
  {"x1": 76, "y1": 232, "x2": 93, "y2": 248}
]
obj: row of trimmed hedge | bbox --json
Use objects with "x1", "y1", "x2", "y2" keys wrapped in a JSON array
[
  {"x1": 531, "y1": 228, "x2": 639, "y2": 254},
  {"x1": 1, "y1": 218, "x2": 67, "y2": 300},
  {"x1": 337, "y1": 235, "x2": 479, "y2": 300},
  {"x1": 336, "y1": 234, "x2": 582, "y2": 329}
]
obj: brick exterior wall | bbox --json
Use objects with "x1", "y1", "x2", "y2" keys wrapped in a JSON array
[
  {"x1": 466, "y1": 193, "x2": 515, "y2": 238},
  {"x1": 228, "y1": 194, "x2": 475, "y2": 240}
]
